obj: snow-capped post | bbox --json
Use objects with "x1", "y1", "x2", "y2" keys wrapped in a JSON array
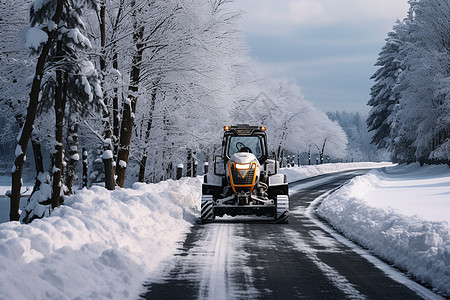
[
  {"x1": 193, "y1": 151, "x2": 198, "y2": 177},
  {"x1": 193, "y1": 161, "x2": 198, "y2": 177},
  {"x1": 308, "y1": 146, "x2": 311, "y2": 165},
  {"x1": 102, "y1": 136, "x2": 115, "y2": 190},
  {"x1": 176, "y1": 164, "x2": 183, "y2": 180},
  {"x1": 203, "y1": 162, "x2": 209, "y2": 175},
  {"x1": 10, "y1": 0, "x2": 64, "y2": 221}
]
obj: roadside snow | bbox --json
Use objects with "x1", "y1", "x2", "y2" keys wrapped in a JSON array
[
  {"x1": 281, "y1": 162, "x2": 394, "y2": 183},
  {"x1": 317, "y1": 163, "x2": 450, "y2": 297},
  {"x1": 0, "y1": 178, "x2": 201, "y2": 300},
  {"x1": 1, "y1": 161, "x2": 446, "y2": 299}
]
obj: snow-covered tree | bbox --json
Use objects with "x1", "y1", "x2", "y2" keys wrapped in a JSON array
[
  {"x1": 8, "y1": 0, "x2": 64, "y2": 221},
  {"x1": 393, "y1": 0, "x2": 449, "y2": 164},
  {"x1": 0, "y1": 0, "x2": 34, "y2": 162},
  {"x1": 368, "y1": 0, "x2": 449, "y2": 165},
  {"x1": 231, "y1": 75, "x2": 347, "y2": 164},
  {"x1": 367, "y1": 25, "x2": 403, "y2": 150},
  {"x1": 329, "y1": 111, "x2": 389, "y2": 162},
  {"x1": 16, "y1": 0, "x2": 103, "y2": 223},
  {"x1": 125, "y1": 0, "x2": 244, "y2": 183}
]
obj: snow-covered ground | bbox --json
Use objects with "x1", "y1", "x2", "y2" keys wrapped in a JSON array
[
  {"x1": 0, "y1": 178, "x2": 201, "y2": 300},
  {"x1": 280, "y1": 161, "x2": 394, "y2": 182},
  {"x1": 317, "y1": 163, "x2": 450, "y2": 296},
  {"x1": 0, "y1": 162, "x2": 448, "y2": 298}
]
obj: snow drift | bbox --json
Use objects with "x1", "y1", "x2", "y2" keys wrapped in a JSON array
[
  {"x1": 317, "y1": 164, "x2": 450, "y2": 296},
  {"x1": 1, "y1": 162, "x2": 446, "y2": 299},
  {"x1": 0, "y1": 178, "x2": 201, "y2": 300}
]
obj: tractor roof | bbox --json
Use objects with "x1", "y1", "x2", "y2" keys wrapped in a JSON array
[{"x1": 224, "y1": 124, "x2": 266, "y2": 136}]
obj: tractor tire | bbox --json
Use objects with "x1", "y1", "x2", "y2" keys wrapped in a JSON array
[
  {"x1": 201, "y1": 195, "x2": 214, "y2": 223},
  {"x1": 275, "y1": 195, "x2": 289, "y2": 224}
]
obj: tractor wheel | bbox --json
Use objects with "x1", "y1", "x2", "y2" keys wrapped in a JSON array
[
  {"x1": 275, "y1": 195, "x2": 289, "y2": 224},
  {"x1": 201, "y1": 195, "x2": 214, "y2": 223}
]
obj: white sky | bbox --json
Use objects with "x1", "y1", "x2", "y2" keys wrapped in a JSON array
[{"x1": 235, "y1": 0, "x2": 409, "y2": 113}]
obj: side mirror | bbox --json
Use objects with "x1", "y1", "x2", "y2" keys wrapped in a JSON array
[{"x1": 214, "y1": 156, "x2": 225, "y2": 176}]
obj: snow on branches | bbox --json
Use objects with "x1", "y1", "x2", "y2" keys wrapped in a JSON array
[{"x1": 368, "y1": 0, "x2": 450, "y2": 165}]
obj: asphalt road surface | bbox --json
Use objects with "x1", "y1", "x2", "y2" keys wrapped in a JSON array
[{"x1": 140, "y1": 170, "x2": 442, "y2": 300}]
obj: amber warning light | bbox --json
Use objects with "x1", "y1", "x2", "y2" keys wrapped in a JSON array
[
  {"x1": 224, "y1": 126, "x2": 230, "y2": 131},
  {"x1": 260, "y1": 126, "x2": 266, "y2": 131}
]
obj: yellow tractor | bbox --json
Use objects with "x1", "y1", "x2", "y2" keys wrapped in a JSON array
[{"x1": 201, "y1": 125, "x2": 289, "y2": 223}]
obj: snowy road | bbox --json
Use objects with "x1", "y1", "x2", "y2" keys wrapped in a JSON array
[{"x1": 140, "y1": 170, "x2": 441, "y2": 299}]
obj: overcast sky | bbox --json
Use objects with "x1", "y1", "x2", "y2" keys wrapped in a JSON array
[{"x1": 234, "y1": 0, "x2": 409, "y2": 113}]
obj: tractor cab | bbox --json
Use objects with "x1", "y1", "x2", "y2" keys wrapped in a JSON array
[{"x1": 222, "y1": 125, "x2": 268, "y2": 164}]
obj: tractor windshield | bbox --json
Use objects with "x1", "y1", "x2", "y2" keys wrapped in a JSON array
[{"x1": 227, "y1": 136, "x2": 265, "y2": 160}]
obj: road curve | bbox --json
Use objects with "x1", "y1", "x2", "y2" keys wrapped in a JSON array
[{"x1": 140, "y1": 169, "x2": 442, "y2": 300}]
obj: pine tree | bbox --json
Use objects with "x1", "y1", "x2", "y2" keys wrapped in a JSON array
[
  {"x1": 367, "y1": 26, "x2": 403, "y2": 150},
  {"x1": 393, "y1": 0, "x2": 449, "y2": 164}
]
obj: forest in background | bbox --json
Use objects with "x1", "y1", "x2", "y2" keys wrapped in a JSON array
[{"x1": 0, "y1": 0, "x2": 349, "y2": 222}]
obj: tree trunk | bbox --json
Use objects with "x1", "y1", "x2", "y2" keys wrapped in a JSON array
[
  {"x1": 138, "y1": 88, "x2": 157, "y2": 182},
  {"x1": 99, "y1": 0, "x2": 116, "y2": 190},
  {"x1": 112, "y1": 52, "x2": 120, "y2": 155},
  {"x1": 112, "y1": 0, "x2": 124, "y2": 157},
  {"x1": 65, "y1": 117, "x2": 78, "y2": 195},
  {"x1": 186, "y1": 149, "x2": 192, "y2": 177},
  {"x1": 116, "y1": 95, "x2": 137, "y2": 187},
  {"x1": 138, "y1": 155, "x2": 147, "y2": 183},
  {"x1": 31, "y1": 134, "x2": 44, "y2": 193},
  {"x1": 99, "y1": 0, "x2": 106, "y2": 73},
  {"x1": 10, "y1": 0, "x2": 63, "y2": 221},
  {"x1": 116, "y1": 18, "x2": 144, "y2": 187},
  {"x1": 321, "y1": 138, "x2": 327, "y2": 164},
  {"x1": 102, "y1": 136, "x2": 116, "y2": 190},
  {"x1": 51, "y1": 48, "x2": 66, "y2": 209},
  {"x1": 82, "y1": 148, "x2": 88, "y2": 188}
]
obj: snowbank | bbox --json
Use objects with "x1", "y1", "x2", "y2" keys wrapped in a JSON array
[
  {"x1": 0, "y1": 162, "x2": 392, "y2": 223},
  {"x1": 0, "y1": 177, "x2": 201, "y2": 300},
  {"x1": 317, "y1": 163, "x2": 450, "y2": 296},
  {"x1": 3, "y1": 161, "x2": 438, "y2": 299},
  {"x1": 281, "y1": 162, "x2": 394, "y2": 183}
]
